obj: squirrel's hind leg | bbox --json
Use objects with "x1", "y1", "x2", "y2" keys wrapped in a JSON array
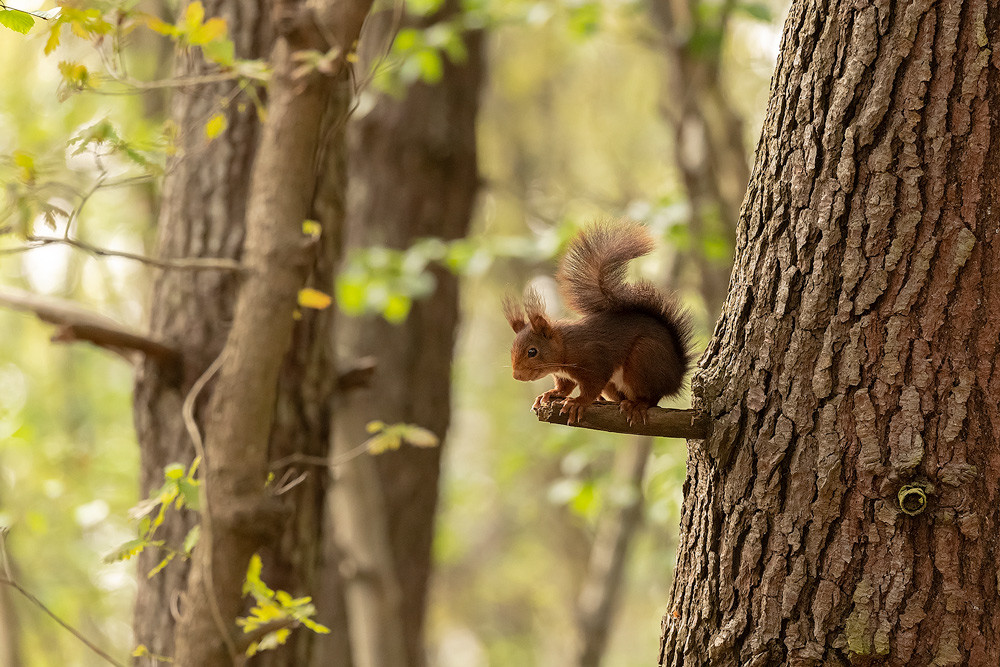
[{"x1": 618, "y1": 399, "x2": 651, "y2": 426}]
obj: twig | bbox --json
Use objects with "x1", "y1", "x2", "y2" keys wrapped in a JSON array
[
  {"x1": 535, "y1": 401, "x2": 708, "y2": 439},
  {"x1": 0, "y1": 578, "x2": 125, "y2": 667},
  {"x1": 336, "y1": 356, "x2": 377, "y2": 391},
  {"x1": 181, "y1": 350, "x2": 240, "y2": 661},
  {"x1": 2, "y1": 236, "x2": 244, "y2": 272},
  {"x1": 269, "y1": 438, "x2": 371, "y2": 472},
  {"x1": 0, "y1": 531, "x2": 125, "y2": 667}
]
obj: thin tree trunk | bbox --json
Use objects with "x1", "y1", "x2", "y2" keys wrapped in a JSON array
[
  {"x1": 327, "y1": 447, "x2": 407, "y2": 667},
  {"x1": 170, "y1": 0, "x2": 373, "y2": 663},
  {"x1": 328, "y1": 5, "x2": 484, "y2": 666},
  {"x1": 132, "y1": 0, "x2": 271, "y2": 656},
  {"x1": 574, "y1": 437, "x2": 653, "y2": 667},
  {"x1": 661, "y1": 0, "x2": 1000, "y2": 664}
]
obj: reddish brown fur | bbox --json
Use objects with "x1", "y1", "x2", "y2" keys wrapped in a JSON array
[{"x1": 504, "y1": 221, "x2": 691, "y2": 425}]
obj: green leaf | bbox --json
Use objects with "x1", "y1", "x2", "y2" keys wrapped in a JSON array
[
  {"x1": 182, "y1": 1, "x2": 205, "y2": 32},
  {"x1": 382, "y1": 293, "x2": 412, "y2": 323},
  {"x1": 367, "y1": 432, "x2": 402, "y2": 454},
  {"x1": 177, "y1": 479, "x2": 200, "y2": 510},
  {"x1": 189, "y1": 16, "x2": 226, "y2": 44},
  {"x1": 416, "y1": 49, "x2": 443, "y2": 83},
  {"x1": 104, "y1": 538, "x2": 147, "y2": 563},
  {"x1": 202, "y1": 36, "x2": 235, "y2": 67},
  {"x1": 300, "y1": 617, "x2": 331, "y2": 633},
  {"x1": 143, "y1": 13, "x2": 177, "y2": 36},
  {"x1": 0, "y1": 9, "x2": 35, "y2": 34}
]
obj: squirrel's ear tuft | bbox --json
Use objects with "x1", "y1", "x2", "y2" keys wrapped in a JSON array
[
  {"x1": 523, "y1": 287, "x2": 553, "y2": 338},
  {"x1": 503, "y1": 294, "x2": 527, "y2": 332}
]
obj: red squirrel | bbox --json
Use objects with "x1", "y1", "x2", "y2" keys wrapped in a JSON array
[{"x1": 503, "y1": 220, "x2": 691, "y2": 426}]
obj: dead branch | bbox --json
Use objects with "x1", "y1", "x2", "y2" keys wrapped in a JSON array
[
  {"x1": 0, "y1": 286, "x2": 180, "y2": 364},
  {"x1": 535, "y1": 400, "x2": 707, "y2": 440}
]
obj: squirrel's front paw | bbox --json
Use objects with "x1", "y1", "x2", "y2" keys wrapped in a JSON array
[
  {"x1": 533, "y1": 391, "x2": 565, "y2": 411},
  {"x1": 559, "y1": 397, "x2": 589, "y2": 424}
]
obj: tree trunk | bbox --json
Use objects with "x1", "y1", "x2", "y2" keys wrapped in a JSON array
[
  {"x1": 661, "y1": 0, "x2": 1000, "y2": 664},
  {"x1": 170, "y1": 0, "x2": 374, "y2": 662},
  {"x1": 328, "y1": 5, "x2": 484, "y2": 665},
  {"x1": 131, "y1": 0, "x2": 270, "y2": 656}
]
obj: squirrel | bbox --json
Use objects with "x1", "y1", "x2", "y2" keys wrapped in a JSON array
[{"x1": 503, "y1": 220, "x2": 691, "y2": 426}]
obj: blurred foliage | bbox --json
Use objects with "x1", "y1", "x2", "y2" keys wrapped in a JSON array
[{"x1": 0, "y1": 0, "x2": 785, "y2": 665}]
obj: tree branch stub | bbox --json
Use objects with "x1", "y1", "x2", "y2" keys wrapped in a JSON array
[{"x1": 534, "y1": 400, "x2": 707, "y2": 439}]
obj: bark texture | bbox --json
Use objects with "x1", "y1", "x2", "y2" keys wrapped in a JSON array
[
  {"x1": 329, "y1": 5, "x2": 484, "y2": 665},
  {"x1": 132, "y1": 0, "x2": 270, "y2": 656},
  {"x1": 661, "y1": 0, "x2": 1000, "y2": 665}
]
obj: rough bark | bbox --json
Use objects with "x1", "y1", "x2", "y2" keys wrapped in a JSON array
[
  {"x1": 131, "y1": 0, "x2": 270, "y2": 656},
  {"x1": 661, "y1": 0, "x2": 1000, "y2": 665},
  {"x1": 328, "y1": 5, "x2": 484, "y2": 665}
]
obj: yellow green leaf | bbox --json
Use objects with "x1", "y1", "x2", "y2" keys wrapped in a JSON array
[
  {"x1": 204, "y1": 113, "x2": 227, "y2": 140},
  {"x1": 298, "y1": 288, "x2": 332, "y2": 310},
  {"x1": 44, "y1": 24, "x2": 61, "y2": 53},
  {"x1": 147, "y1": 552, "x2": 175, "y2": 578},
  {"x1": 367, "y1": 432, "x2": 402, "y2": 454},
  {"x1": 143, "y1": 13, "x2": 177, "y2": 36},
  {"x1": 182, "y1": 1, "x2": 205, "y2": 31},
  {"x1": 401, "y1": 425, "x2": 439, "y2": 448},
  {"x1": 366, "y1": 420, "x2": 385, "y2": 434},
  {"x1": 302, "y1": 220, "x2": 321, "y2": 238},
  {"x1": 190, "y1": 16, "x2": 226, "y2": 44},
  {"x1": 0, "y1": 9, "x2": 34, "y2": 34}
]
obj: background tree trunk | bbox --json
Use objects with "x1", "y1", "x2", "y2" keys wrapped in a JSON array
[
  {"x1": 649, "y1": 0, "x2": 750, "y2": 316},
  {"x1": 134, "y1": 0, "x2": 369, "y2": 662},
  {"x1": 328, "y1": 4, "x2": 484, "y2": 665},
  {"x1": 661, "y1": 0, "x2": 1000, "y2": 664}
]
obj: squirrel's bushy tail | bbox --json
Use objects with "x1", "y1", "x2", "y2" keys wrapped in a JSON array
[
  {"x1": 557, "y1": 219, "x2": 692, "y2": 374},
  {"x1": 557, "y1": 220, "x2": 656, "y2": 314}
]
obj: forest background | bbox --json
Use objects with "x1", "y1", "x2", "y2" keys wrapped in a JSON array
[{"x1": 0, "y1": 0, "x2": 784, "y2": 664}]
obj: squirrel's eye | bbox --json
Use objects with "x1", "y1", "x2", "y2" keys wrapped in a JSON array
[{"x1": 527, "y1": 347, "x2": 538, "y2": 358}]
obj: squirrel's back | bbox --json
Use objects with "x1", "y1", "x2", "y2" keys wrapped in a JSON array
[{"x1": 557, "y1": 220, "x2": 692, "y2": 375}]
